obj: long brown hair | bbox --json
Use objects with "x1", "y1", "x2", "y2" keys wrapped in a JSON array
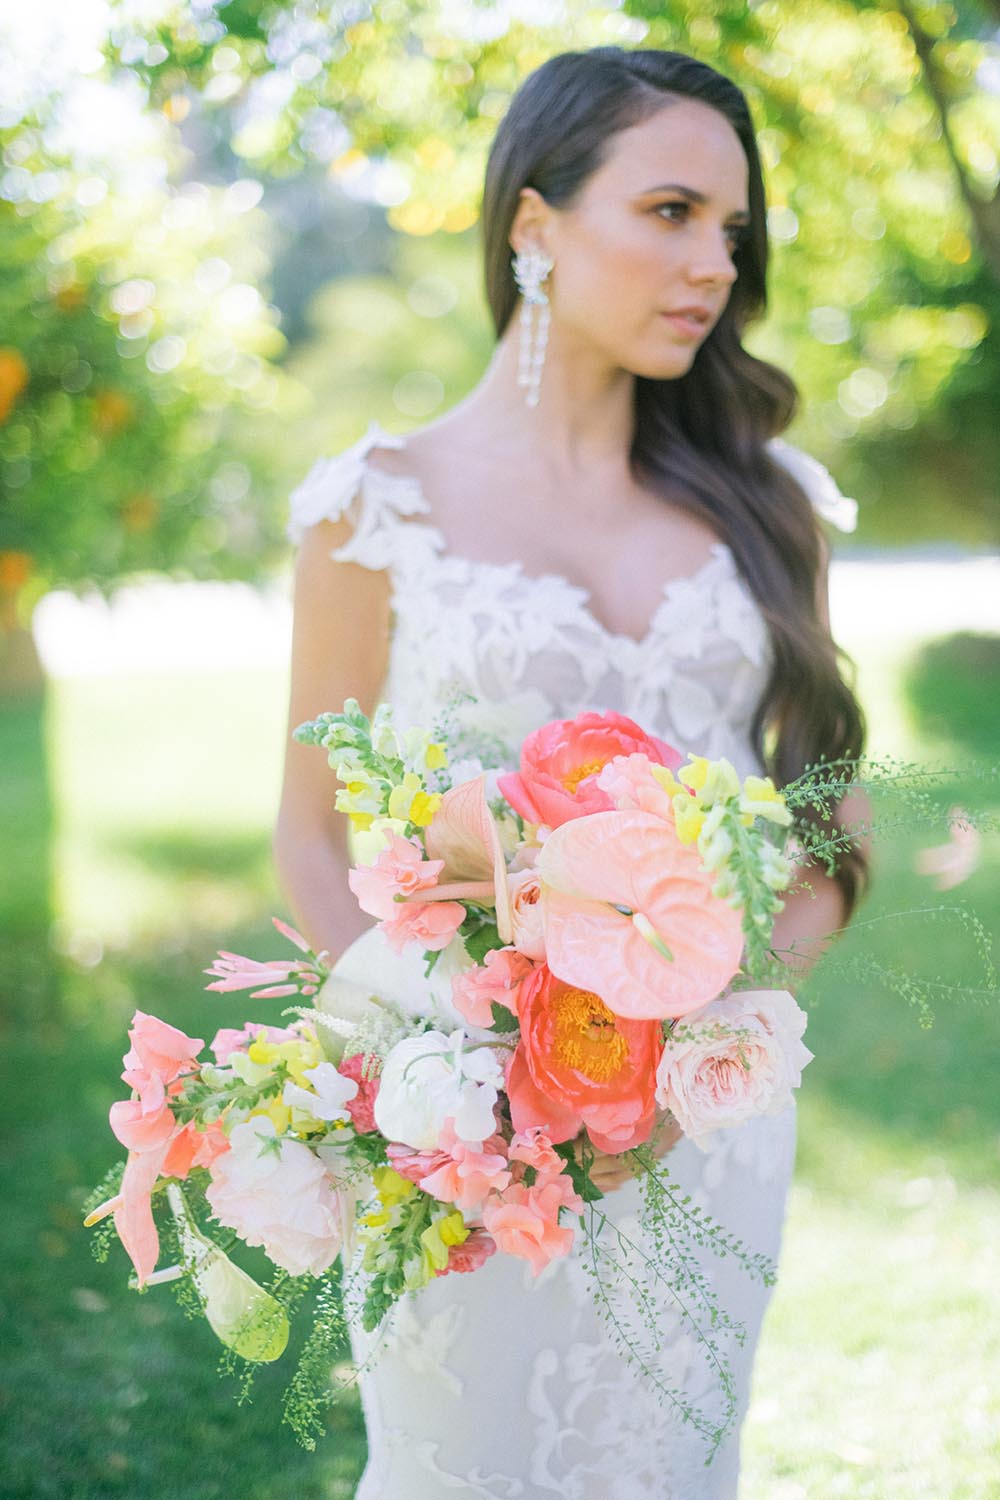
[{"x1": 481, "y1": 45, "x2": 868, "y2": 920}]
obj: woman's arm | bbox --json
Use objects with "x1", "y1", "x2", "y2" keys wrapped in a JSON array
[{"x1": 272, "y1": 515, "x2": 392, "y2": 962}]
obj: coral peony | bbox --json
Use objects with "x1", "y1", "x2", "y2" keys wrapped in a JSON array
[
  {"x1": 506, "y1": 965, "x2": 662, "y2": 1154},
  {"x1": 497, "y1": 711, "x2": 683, "y2": 830}
]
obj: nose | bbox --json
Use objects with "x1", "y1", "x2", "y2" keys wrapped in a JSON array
[{"x1": 689, "y1": 229, "x2": 740, "y2": 288}]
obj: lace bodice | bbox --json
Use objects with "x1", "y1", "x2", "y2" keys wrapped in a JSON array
[{"x1": 286, "y1": 419, "x2": 856, "y2": 777}]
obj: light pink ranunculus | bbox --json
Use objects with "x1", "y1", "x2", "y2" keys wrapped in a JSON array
[
  {"x1": 451, "y1": 947, "x2": 535, "y2": 1028},
  {"x1": 348, "y1": 834, "x2": 445, "y2": 920},
  {"x1": 481, "y1": 1178, "x2": 581, "y2": 1276},
  {"x1": 380, "y1": 897, "x2": 466, "y2": 955},
  {"x1": 655, "y1": 988, "x2": 813, "y2": 1143},
  {"x1": 497, "y1": 711, "x2": 683, "y2": 831},
  {"x1": 205, "y1": 1118, "x2": 342, "y2": 1277},
  {"x1": 508, "y1": 869, "x2": 546, "y2": 960},
  {"x1": 418, "y1": 1118, "x2": 512, "y2": 1214},
  {"x1": 538, "y1": 808, "x2": 743, "y2": 1020},
  {"x1": 595, "y1": 752, "x2": 676, "y2": 819}
]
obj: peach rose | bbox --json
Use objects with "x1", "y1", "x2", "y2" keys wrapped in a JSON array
[
  {"x1": 655, "y1": 988, "x2": 813, "y2": 1144},
  {"x1": 508, "y1": 869, "x2": 546, "y2": 960},
  {"x1": 497, "y1": 711, "x2": 683, "y2": 830}
]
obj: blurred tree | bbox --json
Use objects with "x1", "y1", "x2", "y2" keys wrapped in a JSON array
[{"x1": 100, "y1": 0, "x2": 1000, "y2": 538}]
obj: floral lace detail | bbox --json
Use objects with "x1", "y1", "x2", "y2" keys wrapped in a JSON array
[
  {"x1": 286, "y1": 419, "x2": 843, "y2": 1498},
  {"x1": 286, "y1": 419, "x2": 853, "y2": 778}
]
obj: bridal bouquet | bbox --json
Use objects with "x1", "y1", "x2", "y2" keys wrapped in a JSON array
[{"x1": 86, "y1": 700, "x2": 821, "y2": 1454}]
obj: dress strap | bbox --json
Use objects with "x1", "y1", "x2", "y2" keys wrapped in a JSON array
[
  {"x1": 286, "y1": 419, "x2": 442, "y2": 570},
  {"x1": 766, "y1": 437, "x2": 858, "y2": 533}
]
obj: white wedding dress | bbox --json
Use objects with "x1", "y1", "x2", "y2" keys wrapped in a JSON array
[{"x1": 286, "y1": 421, "x2": 856, "y2": 1500}]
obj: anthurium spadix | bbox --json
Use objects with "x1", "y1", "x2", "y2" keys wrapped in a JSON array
[
  {"x1": 166, "y1": 1185, "x2": 290, "y2": 1362},
  {"x1": 537, "y1": 809, "x2": 744, "y2": 1020}
]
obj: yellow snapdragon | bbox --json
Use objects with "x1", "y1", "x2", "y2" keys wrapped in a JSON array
[
  {"x1": 419, "y1": 1210, "x2": 469, "y2": 1280},
  {"x1": 387, "y1": 771, "x2": 442, "y2": 828}
]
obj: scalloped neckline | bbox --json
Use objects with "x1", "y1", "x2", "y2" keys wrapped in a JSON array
[{"x1": 361, "y1": 424, "x2": 739, "y2": 651}]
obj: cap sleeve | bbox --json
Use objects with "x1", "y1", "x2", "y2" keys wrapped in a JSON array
[
  {"x1": 766, "y1": 436, "x2": 859, "y2": 533},
  {"x1": 286, "y1": 419, "x2": 437, "y2": 570}
]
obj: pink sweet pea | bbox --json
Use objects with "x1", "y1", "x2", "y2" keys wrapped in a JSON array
[
  {"x1": 497, "y1": 711, "x2": 683, "y2": 830},
  {"x1": 595, "y1": 752, "x2": 678, "y2": 819},
  {"x1": 348, "y1": 834, "x2": 446, "y2": 920},
  {"x1": 508, "y1": 1127, "x2": 565, "y2": 1178},
  {"x1": 451, "y1": 947, "x2": 536, "y2": 1027},
  {"x1": 481, "y1": 1177, "x2": 582, "y2": 1276},
  {"x1": 121, "y1": 1010, "x2": 204, "y2": 1093},
  {"x1": 381, "y1": 898, "x2": 465, "y2": 954},
  {"x1": 538, "y1": 808, "x2": 743, "y2": 1020},
  {"x1": 417, "y1": 1118, "x2": 512, "y2": 1214}
]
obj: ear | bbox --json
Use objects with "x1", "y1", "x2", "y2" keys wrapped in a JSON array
[{"x1": 509, "y1": 186, "x2": 553, "y2": 258}]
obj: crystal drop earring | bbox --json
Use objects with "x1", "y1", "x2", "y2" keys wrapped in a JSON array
[{"x1": 512, "y1": 247, "x2": 554, "y2": 409}]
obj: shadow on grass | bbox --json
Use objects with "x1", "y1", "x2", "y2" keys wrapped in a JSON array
[{"x1": 904, "y1": 631, "x2": 1000, "y2": 761}]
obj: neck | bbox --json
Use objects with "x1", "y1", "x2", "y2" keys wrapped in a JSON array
[{"x1": 469, "y1": 306, "x2": 638, "y2": 482}]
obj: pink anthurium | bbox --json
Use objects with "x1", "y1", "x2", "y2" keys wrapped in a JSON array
[
  {"x1": 537, "y1": 809, "x2": 743, "y2": 1020},
  {"x1": 409, "y1": 774, "x2": 512, "y2": 943}
]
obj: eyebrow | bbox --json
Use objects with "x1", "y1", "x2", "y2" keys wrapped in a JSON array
[{"x1": 641, "y1": 183, "x2": 751, "y2": 223}]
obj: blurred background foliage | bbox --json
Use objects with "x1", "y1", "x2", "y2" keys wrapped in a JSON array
[{"x1": 2, "y1": 0, "x2": 999, "y2": 659}]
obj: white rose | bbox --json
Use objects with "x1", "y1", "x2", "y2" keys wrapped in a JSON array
[
  {"x1": 205, "y1": 1118, "x2": 342, "y2": 1277},
  {"x1": 373, "y1": 1028, "x2": 507, "y2": 1149},
  {"x1": 655, "y1": 989, "x2": 813, "y2": 1146}
]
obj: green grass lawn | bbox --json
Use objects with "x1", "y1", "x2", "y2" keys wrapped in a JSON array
[{"x1": 0, "y1": 630, "x2": 997, "y2": 1499}]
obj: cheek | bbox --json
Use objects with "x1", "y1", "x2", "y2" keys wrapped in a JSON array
[{"x1": 554, "y1": 216, "x2": 666, "y2": 317}]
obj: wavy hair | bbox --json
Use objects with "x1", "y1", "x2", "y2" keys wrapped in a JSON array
[{"x1": 481, "y1": 45, "x2": 868, "y2": 920}]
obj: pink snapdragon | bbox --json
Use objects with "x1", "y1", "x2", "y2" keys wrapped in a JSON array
[
  {"x1": 209, "y1": 1022, "x2": 299, "y2": 1064},
  {"x1": 348, "y1": 834, "x2": 446, "y2": 920}
]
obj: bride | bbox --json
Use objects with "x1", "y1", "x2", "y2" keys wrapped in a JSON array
[{"x1": 273, "y1": 44, "x2": 867, "y2": 1500}]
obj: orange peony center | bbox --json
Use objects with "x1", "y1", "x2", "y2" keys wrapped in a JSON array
[
  {"x1": 561, "y1": 758, "x2": 607, "y2": 794},
  {"x1": 550, "y1": 987, "x2": 629, "y2": 1083}
]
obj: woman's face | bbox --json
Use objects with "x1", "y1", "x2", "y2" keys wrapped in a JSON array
[{"x1": 516, "y1": 98, "x2": 751, "y2": 379}]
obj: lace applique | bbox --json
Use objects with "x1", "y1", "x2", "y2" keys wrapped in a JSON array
[{"x1": 766, "y1": 435, "x2": 859, "y2": 532}]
